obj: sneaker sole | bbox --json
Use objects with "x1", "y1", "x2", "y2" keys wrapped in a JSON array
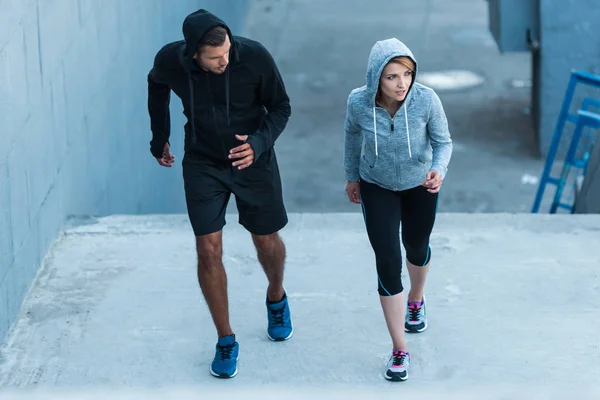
[
  {"x1": 267, "y1": 326, "x2": 294, "y2": 342},
  {"x1": 384, "y1": 371, "x2": 409, "y2": 382},
  {"x1": 405, "y1": 319, "x2": 428, "y2": 333},
  {"x1": 209, "y1": 356, "x2": 240, "y2": 379}
]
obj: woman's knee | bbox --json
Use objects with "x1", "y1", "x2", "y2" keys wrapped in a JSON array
[
  {"x1": 376, "y1": 256, "x2": 404, "y2": 296},
  {"x1": 405, "y1": 244, "x2": 431, "y2": 267}
]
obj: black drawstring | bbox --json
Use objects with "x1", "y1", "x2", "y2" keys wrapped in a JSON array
[
  {"x1": 188, "y1": 76, "x2": 197, "y2": 145},
  {"x1": 225, "y1": 67, "x2": 230, "y2": 127}
]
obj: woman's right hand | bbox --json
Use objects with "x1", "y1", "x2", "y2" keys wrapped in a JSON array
[{"x1": 345, "y1": 181, "x2": 361, "y2": 204}]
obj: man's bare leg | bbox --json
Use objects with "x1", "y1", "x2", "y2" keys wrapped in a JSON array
[
  {"x1": 251, "y1": 232, "x2": 286, "y2": 302},
  {"x1": 196, "y1": 230, "x2": 233, "y2": 338}
]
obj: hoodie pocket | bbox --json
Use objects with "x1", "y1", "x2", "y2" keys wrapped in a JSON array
[
  {"x1": 361, "y1": 130, "x2": 379, "y2": 169},
  {"x1": 416, "y1": 155, "x2": 429, "y2": 165},
  {"x1": 362, "y1": 153, "x2": 376, "y2": 169},
  {"x1": 415, "y1": 148, "x2": 433, "y2": 166}
]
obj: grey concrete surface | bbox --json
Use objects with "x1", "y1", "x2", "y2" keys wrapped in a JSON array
[
  {"x1": 240, "y1": 0, "x2": 547, "y2": 214},
  {"x1": 3, "y1": 386, "x2": 600, "y2": 400},
  {"x1": 1, "y1": 213, "x2": 599, "y2": 391}
]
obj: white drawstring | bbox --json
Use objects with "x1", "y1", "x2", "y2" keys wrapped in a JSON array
[
  {"x1": 404, "y1": 103, "x2": 412, "y2": 159},
  {"x1": 372, "y1": 103, "x2": 411, "y2": 161},
  {"x1": 372, "y1": 107, "x2": 378, "y2": 157}
]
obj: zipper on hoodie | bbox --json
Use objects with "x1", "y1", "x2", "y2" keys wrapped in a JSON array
[
  {"x1": 394, "y1": 125, "x2": 400, "y2": 190},
  {"x1": 392, "y1": 115, "x2": 400, "y2": 190},
  {"x1": 205, "y1": 72, "x2": 228, "y2": 160},
  {"x1": 205, "y1": 73, "x2": 218, "y2": 130}
]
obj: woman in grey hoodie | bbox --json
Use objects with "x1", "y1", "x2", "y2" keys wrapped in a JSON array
[{"x1": 343, "y1": 38, "x2": 452, "y2": 381}]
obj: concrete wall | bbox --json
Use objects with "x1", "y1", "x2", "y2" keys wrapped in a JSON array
[
  {"x1": 534, "y1": 0, "x2": 600, "y2": 157},
  {"x1": 487, "y1": 0, "x2": 600, "y2": 157},
  {"x1": 0, "y1": 0, "x2": 248, "y2": 343}
]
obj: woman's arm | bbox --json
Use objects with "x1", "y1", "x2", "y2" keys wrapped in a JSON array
[
  {"x1": 427, "y1": 91, "x2": 453, "y2": 179},
  {"x1": 343, "y1": 94, "x2": 362, "y2": 182}
]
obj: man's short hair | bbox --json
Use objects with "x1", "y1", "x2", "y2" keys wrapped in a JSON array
[{"x1": 198, "y1": 26, "x2": 228, "y2": 50}]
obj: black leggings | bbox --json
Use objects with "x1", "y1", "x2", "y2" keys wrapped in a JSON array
[{"x1": 360, "y1": 180, "x2": 438, "y2": 296}]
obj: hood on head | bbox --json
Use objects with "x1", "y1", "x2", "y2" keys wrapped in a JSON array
[
  {"x1": 365, "y1": 38, "x2": 418, "y2": 105},
  {"x1": 180, "y1": 9, "x2": 237, "y2": 147},
  {"x1": 181, "y1": 9, "x2": 236, "y2": 69}
]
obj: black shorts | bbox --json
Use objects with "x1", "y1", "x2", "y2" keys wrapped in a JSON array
[{"x1": 182, "y1": 148, "x2": 288, "y2": 236}]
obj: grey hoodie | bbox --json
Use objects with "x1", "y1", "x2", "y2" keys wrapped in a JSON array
[{"x1": 343, "y1": 38, "x2": 452, "y2": 191}]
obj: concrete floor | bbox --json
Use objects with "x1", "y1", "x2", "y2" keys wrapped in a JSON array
[
  {"x1": 2, "y1": 1, "x2": 597, "y2": 398},
  {"x1": 241, "y1": 0, "x2": 551, "y2": 213},
  {"x1": 3, "y1": 386, "x2": 600, "y2": 400},
  {"x1": 1, "y1": 213, "x2": 599, "y2": 393}
]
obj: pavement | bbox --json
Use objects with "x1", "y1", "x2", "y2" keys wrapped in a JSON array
[
  {"x1": 241, "y1": 0, "x2": 551, "y2": 213},
  {"x1": 2, "y1": 1, "x2": 597, "y2": 398},
  {"x1": 1, "y1": 213, "x2": 599, "y2": 393},
  {"x1": 3, "y1": 386, "x2": 600, "y2": 400}
]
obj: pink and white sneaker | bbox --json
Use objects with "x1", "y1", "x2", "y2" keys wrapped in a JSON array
[
  {"x1": 405, "y1": 296, "x2": 428, "y2": 333},
  {"x1": 384, "y1": 350, "x2": 410, "y2": 381}
]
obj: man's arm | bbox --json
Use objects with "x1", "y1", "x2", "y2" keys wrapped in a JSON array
[
  {"x1": 246, "y1": 44, "x2": 291, "y2": 161},
  {"x1": 147, "y1": 52, "x2": 172, "y2": 159}
]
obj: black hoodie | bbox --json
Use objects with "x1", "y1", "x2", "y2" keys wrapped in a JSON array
[{"x1": 147, "y1": 9, "x2": 291, "y2": 163}]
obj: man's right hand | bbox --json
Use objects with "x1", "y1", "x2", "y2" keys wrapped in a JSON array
[
  {"x1": 345, "y1": 181, "x2": 361, "y2": 204},
  {"x1": 156, "y1": 143, "x2": 175, "y2": 167}
]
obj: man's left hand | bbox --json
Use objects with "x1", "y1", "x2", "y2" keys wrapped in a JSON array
[{"x1": 229, "y1": 134, "x2": 255, "y2": 170}]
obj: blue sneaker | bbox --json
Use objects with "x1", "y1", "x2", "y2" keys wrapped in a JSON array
[
  {"x1": 210, "y1": 335, "x2": 239, "y2": 378},
  {"x1": 266, "y1": 292, "x2": 293, "y2": 341}
]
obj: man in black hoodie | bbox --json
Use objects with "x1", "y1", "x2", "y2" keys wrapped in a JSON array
[{"x1": 147, "y1": 9, "x2": 293, "y2": 379}]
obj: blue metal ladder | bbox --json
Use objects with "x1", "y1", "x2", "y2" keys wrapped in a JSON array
[
  {"x1": 549, "y1": 110, "x2": 600, "y2": 213},
  {"x1": 531, "y1": 70, "x2": 600, "y2": 213}
]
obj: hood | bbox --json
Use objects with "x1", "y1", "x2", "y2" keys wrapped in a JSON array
[
  {"x1": 365, "y1": 38, "x2": 418, "y2": 106},
  {"x1": 365, "y1": 38, "x2": 418, "y2": 161},
  {"x1": 179, "y1": 9, "x2": 237, "y2": 147},
  {"x1": 181, "y1": 9, "x2": 237, "y2": 69}
]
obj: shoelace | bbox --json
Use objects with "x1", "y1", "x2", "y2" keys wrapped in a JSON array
[
  {"x1": 269, "y1": 306, "x2": 285, "y2": 326},
  {"x1": 392, "y1": 351, "x2": 407, "y2": 367},
  {"x1": 216, "y1": 344, "x2": 235, "y2": 361},
  {"x1": 409, "y1": 303, "x2": 421, "y2": 322}
]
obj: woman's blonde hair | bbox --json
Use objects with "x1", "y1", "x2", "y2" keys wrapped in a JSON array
[{"x1": 388, "y1": 56, "x2": 415, "y2": 73}]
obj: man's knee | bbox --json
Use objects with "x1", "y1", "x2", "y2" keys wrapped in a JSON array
[
  {"x1": 252, "y1": 232, "x2": 283, "y2": 255},
  {"x1": 196, "y1": 231, "x2": 223, "y2": 268}
]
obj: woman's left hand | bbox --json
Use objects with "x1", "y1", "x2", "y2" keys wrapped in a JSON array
[{"x1": 422, "y1": 170, "x2": 443, "y2": 193}]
